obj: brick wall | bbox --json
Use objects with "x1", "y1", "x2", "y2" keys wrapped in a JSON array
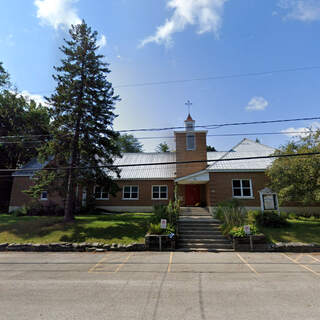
[
  {"x1": 93, "y1": 180, "x2": 175, "y2": 207},
  {"x1": 175, "y1": 131, "x2": 207, "y2": 177},
  {"x1": 10, "y1": 176, "x2": 65, "y2": 208},
  {"x1": 207, "y1": 172, "x2": 268, "y2": 207}
]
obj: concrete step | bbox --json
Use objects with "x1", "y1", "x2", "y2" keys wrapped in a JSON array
[
  {"x1": 179, "y1": 238, "x2": 231, "y2": 244},
  {"x1": 175, "y1": 248, "x2": 234, "y2": 252},
  {"x1": 179, "y1": 234, "x2": 226, "y2": 240},
  {"x1": 179, "y1": 230, "x2": 223, "y2": 235},
  {"x1": 179, "y1": 220, "x2": 220, "y2": 225},
  {"x1": 178, "y1": 243, "x2": 233, "y2": 250},
  {"x1": 180, "y1": 212, "x2": 212, "y2": 216},
  {"x1": 179, "y1": 219, "x2": 220, "y2": 223}
]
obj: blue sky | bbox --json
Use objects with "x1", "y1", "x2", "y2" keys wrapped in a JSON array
[{"x1": 1, "y1": 0, "x2": 320, "y2": 152}]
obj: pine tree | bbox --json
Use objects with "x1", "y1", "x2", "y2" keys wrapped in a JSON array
[{"x1": 32, "y1": 21, "x2": 121, "y2": 222}]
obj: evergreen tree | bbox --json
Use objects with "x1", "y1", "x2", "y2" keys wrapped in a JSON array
[
  {"x1": 0, "y1": 62, "x2": 9, "y2": 89},
  {"x1": 206, "y1": 145, "x2": 216, "y2": 152},
  {"x1": 30, "y1": 21, "x2": 121, "y2": 222},
  {"x1": 117, "y1": 134, "x2": 143, "y2": 153},
  {"x1": 156, "y1": 142, "x2": 170, "y2": 153}
]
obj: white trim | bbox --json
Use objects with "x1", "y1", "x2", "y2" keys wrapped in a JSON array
[
  {"x1": 151, "y1": 185, "x2": 168, "y2": 200},
  {"x1": 122, "y1": 185, "x2": 139, "y2": 200},
  {"x1": 209, "y1": 169, "x2": 266, "y2": 172},
  {"x1": 40, "y1": 191, "x2": 48, "y2": 201},
  {"x1": 94, "y1": 186, "x2": 109, "y2": 200},
  {"x1": 175, "y1": 169, "x2": 208, "y2": 182},
  {"x1": 186, "y1": 133, "x2": 196, "y2": 151},
  {"x1": 232, "y1": 179, "x2": 253, "y2": 198}
]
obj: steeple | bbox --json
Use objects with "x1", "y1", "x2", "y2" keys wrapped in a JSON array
[{"x1": 184, "y1": 113, "x2": 195, "y2": 131}]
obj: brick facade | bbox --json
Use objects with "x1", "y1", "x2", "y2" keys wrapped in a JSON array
[
  {"x1": 175, "y1": 131, "x2": 207, "y2": 178},
  {"x1": 92, "y1": 180, "x2": 175, "y2": 207},
  {"x1": 206, "y1": 172, "x2": 268, "y2": 207}
]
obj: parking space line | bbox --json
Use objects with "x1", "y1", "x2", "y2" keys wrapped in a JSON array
[
  {"x1": 167, "y1": 252, "x2": 173, "y2": 273},
  {"x1": 114, "y1": 252, "x2": 133, "y2": 273},
  {"x1": 236, "y1": 253, "x2": 259, "y2": 276},
  {"x1": 282, "y1": 253, "x2": 319, "y2": 277},
  {"x1": 308, "y1": 254, "x2": 320, "y2": 263},
  {"x1": 88, "y1": 253, "x2": 110, "y2": 273},
  {"x1": 294, "y1": 254, "x2": 302, "y2": 262}
]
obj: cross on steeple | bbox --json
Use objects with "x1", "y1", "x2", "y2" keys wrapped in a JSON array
[{"x1": 185, "y1": 100, "x2": 192, "y2": 114}]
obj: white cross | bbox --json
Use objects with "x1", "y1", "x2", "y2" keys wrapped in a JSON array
[{"x1": 185, "y1": 100, "x2": 192, "y2": 114}]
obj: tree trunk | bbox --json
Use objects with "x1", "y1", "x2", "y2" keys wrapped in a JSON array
[{"x1": 64, "y1": 117, "x2": 81, "y2": 222}]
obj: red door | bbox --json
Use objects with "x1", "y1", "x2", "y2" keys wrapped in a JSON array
[{"x1": 185, "y1": 185, "x2": 201, "y2": 206}]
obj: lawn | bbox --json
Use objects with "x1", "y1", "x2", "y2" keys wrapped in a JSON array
[
  {"x1": 0, "y1": 213, "x2": 153, "y2": 244},
  {"x1": 260, "y1": 217, "x2": 320, "y2": 244}
]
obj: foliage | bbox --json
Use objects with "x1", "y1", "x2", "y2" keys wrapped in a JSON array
[
  {"x1": 206, "y1": 145, "x2": 216, "y2": 152},
  {"x1": 28, "y1": 21, "x2": 121, "y2": 222},
  {"x1": 117, "y1": 134, "x2": 143, "y2": 153},
  {"x1": 266, "y1": 131, "x2": 320, "y2": 205},
  {"x1": 147, "y1": 222, "x2": 175, "y2": 235},
  {"x1": 0, "y1": 89, "x2": 50, "y2": 169},
  {"x1": 156, "y1": 142, "x2": 170, "y2": 153},
  {"x1": 229, "y1": 225, "x2": 258, "y2": 238},
  {"x1": 10, "y1": 202, "x2": 64, "y2": 217},
  {"x1": 256, "y1": 211, "x2": 289, "y2": 228},
  {"x1": 0, "y1": 62, "x2": 10, "y2": 89}
]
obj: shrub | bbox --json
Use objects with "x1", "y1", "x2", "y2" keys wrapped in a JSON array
[
  {"x1": 148, "y1": 222, "x2": 175, "y2": 235},
  {"x1": 10, "y1": 206, "x2": 28, "y2": 217},
  {"x1": 247, "y1": 210, "x2": 261, "y2": 225},
  {"x1": 217, "y1": 206, "x2": 247, "y2": 235},
  {"x1": 229, "y1": 225, "x2": 258, "y2": 238},
  {"x1": 27, "y1": 201, "x2": 64, "y2": 217},
  {"x1": 256, "y1": 211, "x2": 289, "y2": 228}
]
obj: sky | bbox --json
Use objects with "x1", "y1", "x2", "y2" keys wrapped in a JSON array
[{"x1": 1, "y1": 0, "x2": 320, "y2": 152}]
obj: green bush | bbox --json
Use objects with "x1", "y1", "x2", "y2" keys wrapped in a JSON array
[
  {"x1": 229, "y1": 225, "x2": 258, "y2": 238},
  {"x1": 256, "y1": 211, "x2": 289, "y2": 228},
  {"x1": 10, "y1": 206, "x2": 28, "y2": 217},
  {"x1": 148, "y1": 222, "x2": 175, "y2": 235},
  {"x1": 247, "y1": 210, "x2": 261, "y2": 225}
]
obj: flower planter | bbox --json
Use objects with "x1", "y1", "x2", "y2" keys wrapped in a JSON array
[
  {"x1": 145, "y1": 234, "x2": 176, "y2": 251},
  {"x1": 233, "y1": 234, "x2": 267, "y2": 252}
]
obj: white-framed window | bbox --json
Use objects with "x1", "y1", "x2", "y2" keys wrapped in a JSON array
[
  {"x1": 186, "y1": 133, "x2": 196, "y2": 150},
  {"x1": 40, "y1": 191, "x2": 48, "y2": 201},
  {"x1": 94, "y1": 186, "x2": 109, "y2": 200},
  {"x1": 152, "y1": 185, "x2": 168, "y2": 200},
  {"x1": 232, "y1": 179, "x2": 253, "y2": 198},
  {"x1": 123, "y1": 186, "x2": 139, "y2": 200}
]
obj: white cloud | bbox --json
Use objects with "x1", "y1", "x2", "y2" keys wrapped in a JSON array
[
  {"x1": 34, "y1": 0, "x2": 81, "y2": 30},
  {"x1": 278, "y1": 0, "x2": 320, "y2": 21},
  {"x1": 20, "y1": 90, "x2": 47, "y2": 106},
  {"x1": 282, "y1": 122, "x2": 320, "y2": 138},
  {"x1": 140, "y1": 0, "x2": 228, "y2": 47},
  {"x1": 245, "y1": 97, "x2": 269, "y2": 111},
  {"x1": 97, "y1": 35, "x2": 107, "y2": 48}
]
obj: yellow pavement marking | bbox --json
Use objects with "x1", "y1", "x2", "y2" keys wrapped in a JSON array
[
  {"x1": 114, "y1": 252, "x2": 133, "y2": 273},
  {"x1": 236, "y1": 253, "x2": 259, "y2": 276},
  {"x1": 167, "y1": 252, "x2": 173, "y2": 273},
  {"x1": 88, "y1": 253, "x2": 110, "y2": 273},
  {"x1": 282, "y1": 253, "x2": 319, "y2": 277},
  {"x1": 294, "y1": 254, "x2": 303, "y2": 262},
  {"x1": 308, "y1": 254, "x2": 320, "y2": 263}
]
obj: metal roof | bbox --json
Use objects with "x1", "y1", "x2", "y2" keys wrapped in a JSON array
[
  {"x1": 111, "y1": 152, "x2": 176, "y2": 180},
  {"x1": 208, "y1": 138, "x2": 276, "y2": 171}
]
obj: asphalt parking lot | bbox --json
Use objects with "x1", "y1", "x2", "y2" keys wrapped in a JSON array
[{"x1": 1, "y1": 251, "x2": 320, "y2": 320}]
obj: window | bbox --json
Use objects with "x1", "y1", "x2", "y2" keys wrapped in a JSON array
[
  {"x1": 40, "y1": 191, "x2": 48, "y2": 201},
  {"x1": 186, "y1": 133, "x2": 195, "y2": 150},
  {"x1": 232, "y1": 179, "x2": 253, "y2": 198},
  {"x1": 94, "y1": 186, "x2": 109, "y2": 200},
  {"x1": 152, "y1": 185, "x2": 168, "y2": 200},
  {"x1": 123, "y1": 186, "x2": 139, "y2": 200}
]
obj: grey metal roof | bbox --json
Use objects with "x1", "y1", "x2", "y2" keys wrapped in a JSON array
[
  {"x1": 208, "y1": 138, "x2": 276, "y2": 171},
  {"x1": 112, "y1": 152, "x2": 176, "y2": 180},
  {"x1": 12, "y1": 158, "x2": 50, "y2": 177}
]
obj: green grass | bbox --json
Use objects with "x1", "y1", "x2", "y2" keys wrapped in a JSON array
[
  {"x1": 260, "y1": 217, "x2": 320, "y2": 244},
  {"x1": 0, "y1": 213, "x2": 153, "y2": 244}
]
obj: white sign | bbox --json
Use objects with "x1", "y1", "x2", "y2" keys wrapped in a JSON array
[
  {"x1": 244, "y1": 225, "x2": 251, "y2": 235},
  {"x1": 263, "y1": 195, "x2": 275, "y2": 210},
  {"x1": 160, "y1": 219, "x2": 167, "y2": 229}
]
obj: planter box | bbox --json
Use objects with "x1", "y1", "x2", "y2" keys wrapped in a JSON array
[
  {"x1": 145, "y1": 234, "x2": 176, "y2": 251},
  {"x1": 233, "y1": 234, "x2": 268, "y2": 252}
]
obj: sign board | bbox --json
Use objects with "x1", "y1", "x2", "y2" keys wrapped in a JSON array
[
  {"x1": 244, "y1": 225, "x2": 251, "y2": 235},
  {"x1": 263, "y1": 195, "x2": 276, "y2": 210},
  {"x1": 160, "y1": 219, "x2": 167, "y2": 229}
]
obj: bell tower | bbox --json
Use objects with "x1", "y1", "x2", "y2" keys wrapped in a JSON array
[{"x1": 175, "y1": 112, "x2": 207, "y2": 178}]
